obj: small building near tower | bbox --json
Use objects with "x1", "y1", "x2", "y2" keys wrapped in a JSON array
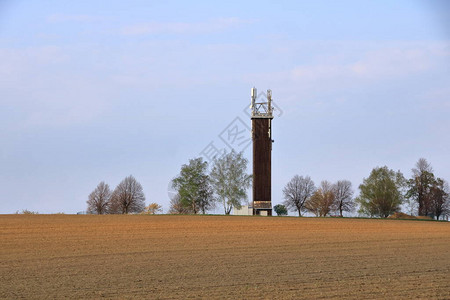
[{"x1": 232, "y1": 205, "x2": 253, "y2": 216}]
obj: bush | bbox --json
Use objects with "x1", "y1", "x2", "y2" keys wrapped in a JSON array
[
  {"x1": 274, "y1": 204, "x2": 288, "y2": 216},
  {"x1": 20, "y1": 209, "x2": 39, "y2": 214}
]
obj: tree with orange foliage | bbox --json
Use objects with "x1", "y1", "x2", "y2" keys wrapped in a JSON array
[
  {"x1": 143, "y1": 203, "x2": 163, "y2": 214},
  {"x1": 305, "y1": 181, "x2": 335, "y2": 217}
]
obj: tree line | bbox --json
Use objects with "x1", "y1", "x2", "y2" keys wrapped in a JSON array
[
  {"x1": 87, "y1": 175, "x2": 160, "y2": 214},
  {"x1": 86, "y1": 150, "x2": 251, "y2": 215},
  {"x1": 282, "y1": 158, "x2": 449, "y2": 219},
  {"x1": 281, "y1": 176, "x2": 354, "y2": 217},
  {"x1": 86, "y1": 157, "x2": 449, "y2": 220}
]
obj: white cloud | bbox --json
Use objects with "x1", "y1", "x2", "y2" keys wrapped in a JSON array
[
  {"x1": 243, "y1": 41, "x2": 450, "y2": 104},
  {"x1": 47, "y1": 14, "x2": 108, "y2": 23},
  {"x1": 348, "y1": 47, "x2": 436, "y2": 78},
  {"x1": 120, "y1": 17, "x2": 253, "y2": 36},
  {"x1": 0, "y1": 46, "x2": 111, "y2": 128},
  {"x1": 2, "y1": 39, "x2": 448, "y2": 131},
  {"x1": 0, "y1": 46, "x2": 67, "y2": 81},
  {"x1": 419, "y1": 86, "x2": 450, "y2": 110}
]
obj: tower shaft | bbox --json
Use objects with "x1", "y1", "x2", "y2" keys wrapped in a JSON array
[
  {"x1": 250, "y1": 88, "x2": 274, "y2": 216},
  {"x1": 252, "y1": 118, "x2": 272, "y2": 215}
]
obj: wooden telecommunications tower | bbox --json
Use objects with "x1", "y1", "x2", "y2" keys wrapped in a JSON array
[{"x1": 251, "y1": 87, "x2": 274, "y2": 216}]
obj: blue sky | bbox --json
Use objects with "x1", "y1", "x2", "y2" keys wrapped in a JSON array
[{"x1": 0, "y1": 0, "x2": 449, "y2": 214}]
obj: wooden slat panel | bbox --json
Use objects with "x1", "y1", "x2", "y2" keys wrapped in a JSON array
[{"x1": 252, "y1": 118, "x2": 272, "y2": 215}]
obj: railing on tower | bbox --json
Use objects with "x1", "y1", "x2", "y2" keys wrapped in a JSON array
[{"x1": 251, "y1": 88, "x2": 273, "y2": 118}]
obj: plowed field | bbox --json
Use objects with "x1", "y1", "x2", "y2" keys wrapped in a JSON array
[{"x1": 1, "y1": 215, "x2": 449, "y2": 299}]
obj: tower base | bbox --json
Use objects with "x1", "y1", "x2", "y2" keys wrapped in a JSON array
[
  {"x1": 252, "y1": 201, "x2": 272, "y2": 216},
  {"x1": 253, "y1": 209, "x2": 272, "y2": 216}
]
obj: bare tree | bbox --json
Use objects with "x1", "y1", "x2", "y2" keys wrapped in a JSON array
[
  {"x1": 305, "y1": 180, "x2": 335, "y2": 217},
  {"x1": 407, "y1": 159, "x2": 450, "y2": 219},
  {"x1": 168, "y1": 194, "x2": 192, "y2": 214},
  {"x1": 407, "y1": 158, "x2": 434, "y2": 216},
  {"x1": 413, "y1": 158, "x2": 433, "y2": 176},
  {"x1": 282, "y1": 175, "x2": 316, "y2": 216},
  {"x1": 332, "y1": 180, "x2": 355, "y2": 217},
  {"x1": 86, "y1": 181, "x2": 111, "y2": 214},
  {"x1": 430, "y1": 178, "x2": 449, "y2": 220},
  {"x1": 443, "y1": 193, "x2": 450, "y2": 220},
  {"x1": 109, "y1": 175, "x2": 145, "y2": 214},
  {"x1": 404, "y1": 196, "x2": 419, "y2": 216}
]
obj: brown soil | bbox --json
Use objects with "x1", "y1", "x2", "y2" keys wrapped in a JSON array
[{"x1": 1, "y1": 215, "x2": 449, "y2": 299}]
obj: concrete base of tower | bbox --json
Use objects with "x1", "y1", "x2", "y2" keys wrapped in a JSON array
[{"x1": 253, "y1": 209, "x2": 272, "y2": 216}]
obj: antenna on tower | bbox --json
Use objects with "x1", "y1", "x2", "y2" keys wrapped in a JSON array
[{"x1": 251, "y1": 87, "x2": 257, "y2": 111}]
